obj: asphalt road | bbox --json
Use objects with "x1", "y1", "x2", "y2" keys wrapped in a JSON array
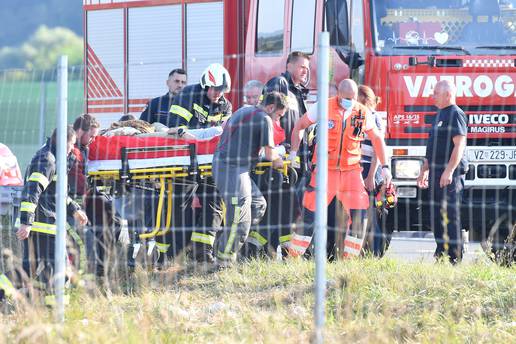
[{"x1": 386, "y1": 232, "x2": 484, "y2": 263}]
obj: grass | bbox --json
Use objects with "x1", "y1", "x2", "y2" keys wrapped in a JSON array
[
  {"x1": 0, "y1": 75, "x2": 84, "y2": 171},
  {"x1": 1, "y1": 258, "x2": 514, "y2": 343}
]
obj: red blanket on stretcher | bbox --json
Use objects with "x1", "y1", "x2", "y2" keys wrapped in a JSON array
[{"x1": 88, "y1": 135, "x2": 220, "y2": 161}]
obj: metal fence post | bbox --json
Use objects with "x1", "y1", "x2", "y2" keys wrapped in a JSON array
[
  {"x1": 55, "y1": 56, "x2": 68, "y2": 322},
  {"x1": 314, "y1": 32, "x2": 330, "y2": 343}
]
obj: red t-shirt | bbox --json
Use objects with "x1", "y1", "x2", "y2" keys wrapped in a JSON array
[{"x1": 272, "y1": 120, "x2": 285, "y2": 145}]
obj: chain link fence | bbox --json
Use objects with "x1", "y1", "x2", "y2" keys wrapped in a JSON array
[{"x1": 0, "y1": 55, "x2": 514, "y2": 313}]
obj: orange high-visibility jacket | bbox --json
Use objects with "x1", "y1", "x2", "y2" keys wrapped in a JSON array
[{"x1": 312, "y1": 97, "x2": 369, "y2": 171}]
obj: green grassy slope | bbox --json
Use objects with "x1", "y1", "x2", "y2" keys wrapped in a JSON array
[
  {"x1": 1, "y1": 258, "x2": 514, "y2": 343},
  {"x1": 0, "y1": 78, "x2": 84, "y2": 170}
]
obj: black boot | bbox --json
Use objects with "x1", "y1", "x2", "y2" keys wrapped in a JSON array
[
  {"x1": 188, "y1": 243, "x2": 215, "y2": 264},
  {"x1": 238, "y1": 243, "x2": 266, "y2": 261}
]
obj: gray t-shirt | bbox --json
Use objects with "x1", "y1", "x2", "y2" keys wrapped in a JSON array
[{"x1": 214, "y1": 105, "x2": 274, "y2": 169}]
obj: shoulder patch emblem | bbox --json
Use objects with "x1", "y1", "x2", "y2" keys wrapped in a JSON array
[{"x1": 328, "y1": 120, "x2": 335, "y2": 129}]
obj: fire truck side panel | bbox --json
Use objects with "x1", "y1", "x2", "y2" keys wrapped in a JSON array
[
  {"x1": 84, "y1": 0, "x2": 225, "y2": 123},
  {"x1": 86, "y1": 8, "x2": 125, "y2": 128},
  {"x1": 386, "y1": 58, "x2": 516, "y2": 140},
  {"x1": 127, "y1": 5, "x2": 183, "y2": 113}
]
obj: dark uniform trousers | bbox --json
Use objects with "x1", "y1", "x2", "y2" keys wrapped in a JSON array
[
  {"x1": 213, "y1": 164, "x2": 267, "y2": 261},
  {"x1": 85, "y1": 190, "x2": 120, "y2": 277},
  {"x1": 187, "y1": 177, "x2": 224, "y2": 254},
  {"x1": 23, "y1": 232, "x2": 56, "y2": 293},
  {"x1": 249, "y1": 172, "x2": 299, "y2": 253},
  {"x1": 429, "y1": 169, "x2": 465, "y2": 263}
]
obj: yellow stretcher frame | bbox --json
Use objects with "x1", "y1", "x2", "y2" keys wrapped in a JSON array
[{"x1": 88, "y1": 160, "x2": 290, "y2": 241}]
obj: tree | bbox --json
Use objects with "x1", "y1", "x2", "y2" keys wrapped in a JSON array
[{"x1": 22, "y1": 26, "x2": 83, "y2": 69}]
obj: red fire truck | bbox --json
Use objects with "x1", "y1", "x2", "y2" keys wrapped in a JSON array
[{"x1": 83, "y1": 0, "x2": 516, "y2": 254}]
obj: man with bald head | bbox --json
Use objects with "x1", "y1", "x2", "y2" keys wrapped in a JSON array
[
  {"x1": 288, "y1": 79, "x2": 392, "y2": 259},
  {"x1": 417, "y1": 80, "x2": 468, "y2": 263}
]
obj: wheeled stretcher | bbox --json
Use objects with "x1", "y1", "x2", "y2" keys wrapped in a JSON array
[{"x1": 87, "y1": 135, "x2": 293, "y2": 253}]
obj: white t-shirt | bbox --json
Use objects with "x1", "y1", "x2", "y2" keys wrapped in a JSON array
[
  {"x1": 306, "y1": 101, "x2": 375, "y2": 132},
  {"x1": 361, "y1": 110, "x2": 385, "y2": 162}
]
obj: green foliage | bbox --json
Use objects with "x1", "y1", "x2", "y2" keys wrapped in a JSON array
[{"x1": 0, "y1": 26, "x2": 83, "y2": 70}]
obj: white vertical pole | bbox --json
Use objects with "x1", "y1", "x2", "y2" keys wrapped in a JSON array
[
  {"x1": 314, "y1": 32, "x2": 330, "y2": 344},
  {"x1": 55, "y1": 55, "x2": 68, "y2": 322}
]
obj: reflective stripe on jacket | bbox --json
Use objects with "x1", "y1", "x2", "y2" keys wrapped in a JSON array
[
  {"x1": 168, "y1": 83, "x2": 232, "y2": 129},
  {"x1": 20, "y1": 140, "x2": 81, "y2": 235}
]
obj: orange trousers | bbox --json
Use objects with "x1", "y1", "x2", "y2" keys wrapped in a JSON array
[{"x1": 303, "y1": 168, "x2": 369, "y2": 212}]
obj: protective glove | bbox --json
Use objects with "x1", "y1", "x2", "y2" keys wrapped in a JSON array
[
  {"x1": 275, "y1": 145, "x2": 286, "y2": 157},
  {"x1": 118, "y1": 219, "x2": 130, "y2": 245},
  {"x1": 288, "y1": 151, "x2": 300, "y2": 169},
  {"x1": 381, "y1": 166, "x2": 393, "y2": 187}
]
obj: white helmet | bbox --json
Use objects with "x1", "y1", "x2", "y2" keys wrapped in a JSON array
[{"x1": 200, "y1": 63, "x2": 231, "y2": 92}]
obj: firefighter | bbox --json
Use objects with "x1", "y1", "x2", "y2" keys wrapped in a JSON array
[
  {"x1": 16, "y1": 126, "x2": 88, "y2": 305},
  {"x1": 417, "y1": 80, "x2": 467, "y2": 264},
  {"x1": 139, "y1": 68, "x2": 187, "y2": 125},
  {"x1": 167, "y1": 63, "x2": 232, "y2": 128},
  {"x1": 213, "y1": 92, "x2": 286, "y2": 264},
  {"x1": 164, "y1": 63, "x2": 232, "y2": 263},
  {"x1": 244, "y1": 51, "x2": 311, "y2": 257},
  {"x1": 288, "y1": 79, "x2": 392, "y2": 259}
]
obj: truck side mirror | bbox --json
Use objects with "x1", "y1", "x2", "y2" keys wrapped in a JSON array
[
  {"x1": 343, "y1": 50, "x2": 364, "y2": 70},
  {"x1": 334, "y1": 46, "x2": 364, "y2": 70}
]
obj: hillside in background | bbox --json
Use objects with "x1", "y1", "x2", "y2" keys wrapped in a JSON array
[{"x1": 0, "y1": 0, "x2": 82, "y2": 48}]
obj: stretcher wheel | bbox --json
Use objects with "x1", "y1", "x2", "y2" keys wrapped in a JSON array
[
  {"x1": 286, "y1": 166, "x2": 298, "y2": 186},
  {"x1": 255, "y1": 167, "x2": 285, "y2": 190}
]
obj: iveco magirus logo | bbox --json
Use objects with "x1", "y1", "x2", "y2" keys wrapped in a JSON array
[
  {"x1": 469, "y1": 114, "x2": 509, "y2": 125},
  {"x1": 468, "y1": 113, "x2": 513, "y2": 133},
  {"x1": 404, "y1": 75, "x2": 516, "y2": 98}
]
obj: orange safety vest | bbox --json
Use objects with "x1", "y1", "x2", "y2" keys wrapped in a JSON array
[{"x1": 312, "y1": 97, "x2": 368, "y2": 171}]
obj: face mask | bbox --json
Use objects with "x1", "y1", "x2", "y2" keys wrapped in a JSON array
[{"x1": 340, "y1": 98, "x2": 354, "y2": 109}]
